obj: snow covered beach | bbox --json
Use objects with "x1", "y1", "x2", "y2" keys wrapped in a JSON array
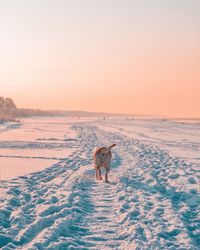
[{"x1": 0, "y1": 117, "x2": 199, "y2": 249}]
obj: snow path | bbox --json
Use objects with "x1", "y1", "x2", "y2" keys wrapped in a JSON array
[{"x1": 0, "y1": 120, "x2": 200, "y2": 249}]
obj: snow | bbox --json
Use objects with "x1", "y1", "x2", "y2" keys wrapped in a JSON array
[
  {"x1": 0, "y1": 118, "x2": 76, "y2": 180},
  {"x1": 0, "y1": 158, "x2": 57, "y2": 180},
  {"x1": 0, "y1": 117, "x2": 199, "y2": 249}
]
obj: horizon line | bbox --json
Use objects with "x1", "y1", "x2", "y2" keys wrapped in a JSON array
[{"x1": 16, "y1": 107, "x2": 200, "y2": 120}]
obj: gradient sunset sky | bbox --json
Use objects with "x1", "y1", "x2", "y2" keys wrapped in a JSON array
[{"x1": 0, "y1": 0, "x2": 199, "y2": 117}]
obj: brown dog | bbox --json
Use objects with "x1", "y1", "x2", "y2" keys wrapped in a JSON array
[{"x1": 93, "y1": 144, "x2": 116, "y2": 182}]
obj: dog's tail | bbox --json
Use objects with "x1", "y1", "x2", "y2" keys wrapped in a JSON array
[
  {"x1": 107, "y1": 143, "x2": 116, "y2": 150},
  {"x1": 103, "y1": 143, "x2": 116, "y2": 153},
  {"x1": 94, "y1": 144, "x2": 116, "y2": 156}
]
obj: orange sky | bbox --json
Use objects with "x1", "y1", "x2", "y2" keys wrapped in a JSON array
[{"x1": 0, "y1": 1, "x2": 199, "y2": 117}]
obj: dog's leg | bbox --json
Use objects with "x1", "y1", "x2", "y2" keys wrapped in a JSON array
[
  {"x1": 98, "y1": 168, "x2": 102, "y2": 180},
  {"x1": 105, "y1": 169, "x2": 109, "y2": 183},
  {"x1": 95, "y1": 166, "x2": 98, "y2": 180}
]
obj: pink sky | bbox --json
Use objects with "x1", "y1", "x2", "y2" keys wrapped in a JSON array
[{"x1": 0, "y1": 1, "x2": 199, "y2": 117}]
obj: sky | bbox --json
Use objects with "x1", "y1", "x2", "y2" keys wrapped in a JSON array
[{"x1": 0, "y1": 0, "x2": 199, "y2": 117}]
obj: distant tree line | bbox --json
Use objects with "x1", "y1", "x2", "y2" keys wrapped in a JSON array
[
  {"x1": 0, "y1": 96, "x2": 129, "y2": 123},
  {"x1": 0, "y1": 97, "x2": 17, "y2": 122},
  {"x1": 0, "y1": 97, "x2": 17, "y2": 109}
]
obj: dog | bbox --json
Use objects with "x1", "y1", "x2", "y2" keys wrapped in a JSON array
[{"x1": 93, "y1": 144, "x2": 116, "y2": 182}]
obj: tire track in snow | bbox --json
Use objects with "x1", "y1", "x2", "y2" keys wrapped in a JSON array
[{"x1": 0, "y1": 122, "x2": 199, "y2": 249}]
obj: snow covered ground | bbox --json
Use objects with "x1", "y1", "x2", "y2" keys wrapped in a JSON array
[{"x1": 0, "y1": 117, "x2": 199, "y2": 249}]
